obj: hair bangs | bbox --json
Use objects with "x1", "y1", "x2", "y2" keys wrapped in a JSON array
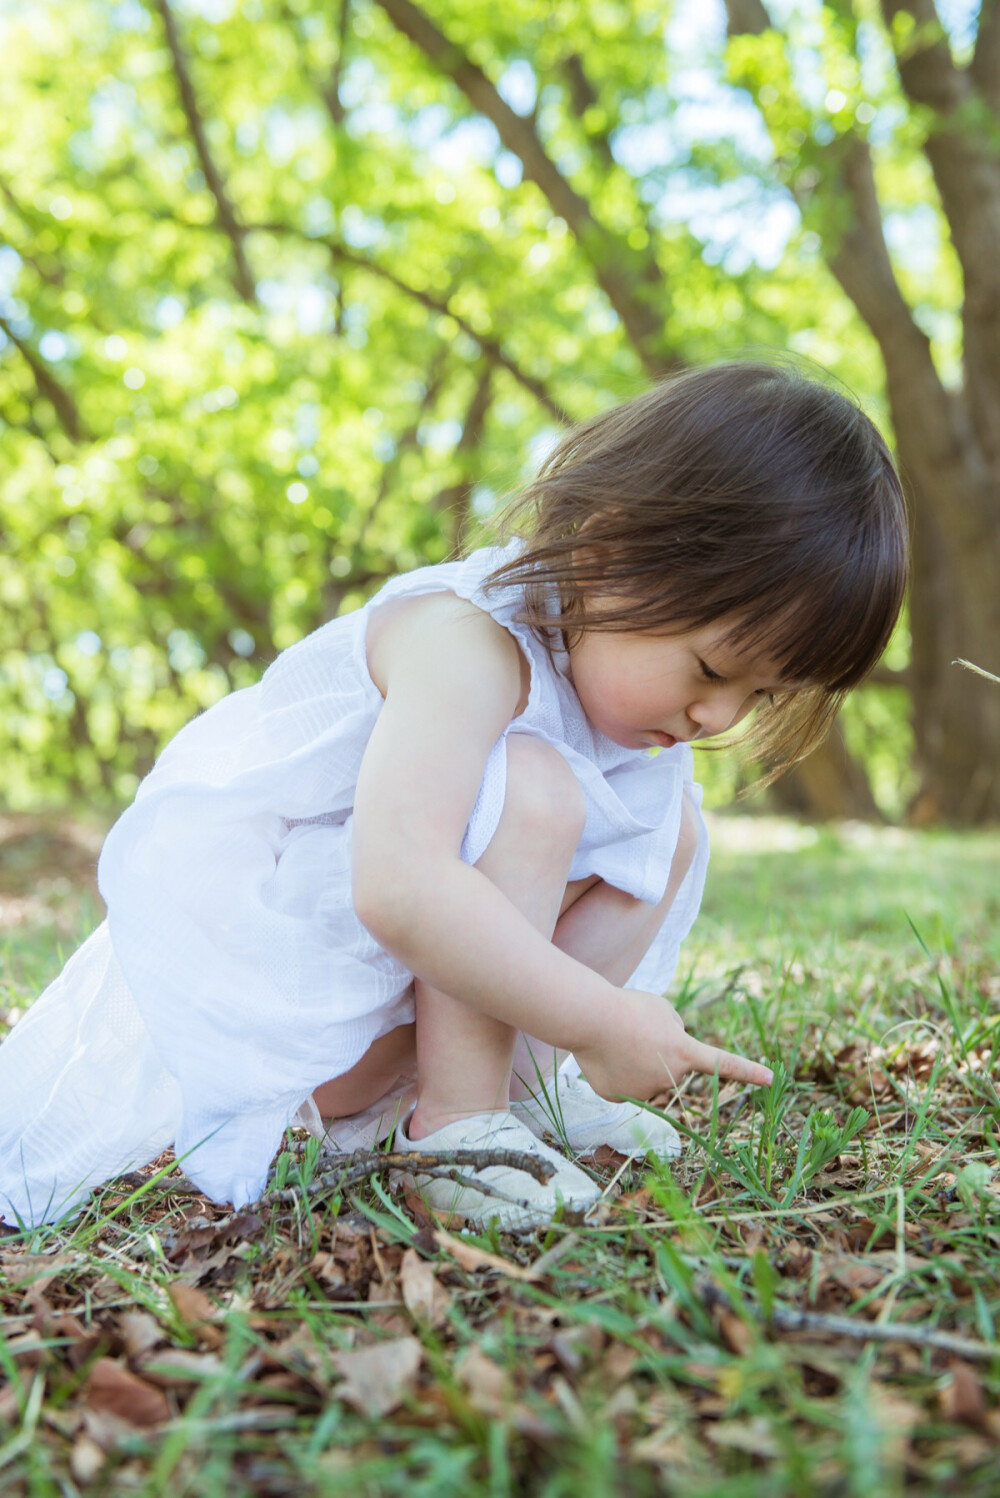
[{"x1": 719, "y1": 554, "x2": 905, "y2": 692}]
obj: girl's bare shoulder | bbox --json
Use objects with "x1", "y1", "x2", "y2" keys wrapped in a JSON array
[{"x1": 365, "y1": 589, "x2": 530, "y2": 714}]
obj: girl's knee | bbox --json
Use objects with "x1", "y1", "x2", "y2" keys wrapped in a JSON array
[{"x1": 500, "y1": 734, "x2": 586, "y2": 854}]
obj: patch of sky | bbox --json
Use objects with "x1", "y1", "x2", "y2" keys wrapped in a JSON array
[
  {"x1": 348, "y1": 101, "x2": 402, "y2": 139},
  {"x1": 39, "y1": 332, "x2": 73, "y2": 362},
  {"x1": 430, "y1": 118, "x2": 500, "y2": 173},
  {"x1": 527, "y1": 427, "x2": 560, "y2": 471},
  {"x1": 417, "y1": 419, "x2": 463, "y2": 451},
  {"x1": 670, "y1": 84, "x2": 774, "y2": 161},
  {"x1": 856, "y1": 13, "x2": 895, "y2": 102},
  {"x1": 294, "y1": 402, "x2": 321, "y2": 447},
  {"x1": 228, "y1": 628, "x2": 256, "y2": 658},
  {"x1": 373, "y1": 433, "x2": 397, "y2": 462},
  {"x1": 665, "y1": 0, "x2": 727, "y2": 61},
  {"x1": 342, "y1": 303, "x2": 368, "y2": 333},
  {"x1": 304, "y1": 197, "x2": 336, "y2": 237},
  {"x1": 0, "y1": 246, "x2": 22, "y2": 295},
  {"x1": 936, "y1": 0, "x2": 980, "y2": 55},
  {"x1": 177, "y1": 0, "x2": 236, "y2": 22},
  {"x1": 471, "y1": 483, "x2": 497, "y2": 519},
  {"x1": 111, "y1": 0, "x2": 152, "y2": 30},
  {"x1": 341, "y1": 205, "x2": 385, "y2": 250},
  {"x1": 611, "y1": 121, "x2": 685, "y2": 178},
  {"x1": 167, "y1": 629, "x2": 206, "y2": 673},
  {"x1": 495, "y1": 151, "x2": 523, "y2": 189},
  {"x1": 259, "y1": 280, "x2": 323, "y2": 319},
  {"x1": 654, "y1": 174, "x2": 799, "y2": 272},
  {"x1": 42, "y1": 666, "x2": 70, "y2": 702},
  {"x1": 236, "y1": 121, "x2": 260, "y2": 155},
  {"x1": 75, "y1": 631, "x2": 102, "y2": 657},
  {"x1": 86, "y1": 82, "x2": 139, "y2": 165},
  {"x1": 339, "y1": 56, "x2": 377, "y2": 110},
  {"x1": 884, "y1": 205, "x2": 942, "y2": 277},
  {"x1": 296, "y1": 285, "x2": 331, "y2": 335},
  {"x1": 155, "y1": 295, "x2": 185, "y2": 330},
  {"x1": 410, "y1": 104, "x2": 453, "y2": 151},
  {"x1": 496, "y1": 59, "x2": 537, "y2": 118},
  {"x1": 0, "y1": 302, "x2": 30, "y2": 336},
  {"x1": 263, "y1": 107, "x2": 300, "y2": 168}
]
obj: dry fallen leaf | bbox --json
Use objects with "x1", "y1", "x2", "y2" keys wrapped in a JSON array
[
  {"x1": 704, "y1": 1416, "x2": 780, "y2": 1457},
  {"x1": 69, "y1": 1434, "x2": 107, "y2": 1486},
  {"x1": 400, "y1": 1248, "x2": 452, "y2": 1330},
  {"x1": 117, "y1": 1310, "x2": 164, "y2": 1360},
  {"x1": 168, "y1": 1281, "x2": 225, "y2": 1348},
  {"x1": 432, "y1": 1228, "x2": 537, "y2": 1281},
  {"x1": 939, "y1": 1359, "x2": 986, "y2": 1427},
  {"x1": 457, "y1": 1344, "x2": 511, "y2": 1417},
  {"x1": 332, "y1": 1336, "x2": 423, "y2": 1417},
  {"x1": 136, "y1": 1348, "x2": 227, "y2": 1389},
  {"x1": 82, "y1": 1358, "x2": 170, "y2": 1428}
]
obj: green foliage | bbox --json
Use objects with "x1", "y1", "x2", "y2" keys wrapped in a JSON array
[{"x1": 0, "y1": 0, "x2": 924, "y2": 805}]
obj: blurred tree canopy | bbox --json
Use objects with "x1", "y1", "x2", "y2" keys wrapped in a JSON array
[{"x1": 0, "y1": 0, "x2": 994, "y2": 819}]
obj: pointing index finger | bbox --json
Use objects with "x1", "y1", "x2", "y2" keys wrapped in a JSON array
[{"x1": 682, "y1": 1036, "x2": 774, "y2": 1088}]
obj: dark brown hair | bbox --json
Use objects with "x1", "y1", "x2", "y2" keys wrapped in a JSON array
[{"x1": 485, "y1": 357, "x2": 909, "y2": 776}]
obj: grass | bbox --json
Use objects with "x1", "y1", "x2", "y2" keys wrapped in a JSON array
[{"x1": 1, "y1": 812, "x2": 1000, "y2": 1496}]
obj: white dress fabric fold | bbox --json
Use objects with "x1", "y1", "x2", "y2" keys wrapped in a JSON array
[{"x1": 0, "y1": 543, "x2": 708, "y2": 1224}]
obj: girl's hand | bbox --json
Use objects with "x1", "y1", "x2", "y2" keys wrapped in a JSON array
[{"x1": 574, "y1": 988, "x2": 773, "y2": 1101}]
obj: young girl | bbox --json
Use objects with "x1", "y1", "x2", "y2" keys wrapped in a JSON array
[{"x1": 0, "y1": 360, "x2": 908, "y2": 1232}]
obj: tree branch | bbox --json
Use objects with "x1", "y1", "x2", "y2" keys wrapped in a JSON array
[
  {"x1": 283, "y1": 0, "x2": 351, "y2": 128},
  {"x1": 560, "y1": 54, "x2": 617, "y2": 177},
  {"x1": 880, "y1": 1, "x2": 1000, "y2": 289},
  {"x1": 724, "y1": 0, "x2": 771, "y2": 37},
  {"x1": 971, "y1": 0, "x2": 1000, "y2": 113},
  {"x1": 880, "y1": 0, "x2": 966, "y2": 111},
  {"x1": 371, "y1": 0, "x2": 677, "y2": 377},
  {"x1": 881, "y1": 0, "x2": 1000, "y2": 467},
  {"x1": 0, "y1": 315, "x2": 89, "y2": 442},
  {"x1": 431, "y1": 357, "x2": 495, "y2": 549},
  {"x1": 249, "y1": 218, "x2": 570, "y2": 423},
  {"x1": 343, "y1": 344, "x2": 451, "y2": 582},
  {"x1": 726, "y1": 10, "x2": 997, "y2": 572},
  {"x1": 153, "y1": 0, "x2": 256, "y2": 303},
  {"x1": 326, "y1": 0, "x2": 352, "y2": 127}
]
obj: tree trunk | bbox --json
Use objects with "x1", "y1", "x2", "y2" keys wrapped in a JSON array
[
  {"x1": 906, "y1": 482, "x2": 1000, "y2": 822},
  {"x1": 768, "y1": 723, "x2": 883, "y2": 822},
  {"x1": 724, "y1": 0, "x2": 1000, "y2": 822}
]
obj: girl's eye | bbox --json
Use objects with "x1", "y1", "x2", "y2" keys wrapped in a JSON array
[{"x1": 698, "y1": 658, "x2": 724, "y2": 683}]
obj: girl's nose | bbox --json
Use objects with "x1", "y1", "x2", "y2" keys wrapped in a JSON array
[{"x1": 689, "y1": 692, "x2": 750, "y2": 739}]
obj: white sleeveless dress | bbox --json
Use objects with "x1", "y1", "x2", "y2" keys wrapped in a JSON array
[{"x1": 0, "y1": 543, "x2": 708, "y2": 1225}]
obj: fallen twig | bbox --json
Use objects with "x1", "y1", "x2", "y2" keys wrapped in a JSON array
[
  {"x1": 768, "y1": 1304, "x2": 1000, "y2": 1363},
  {"x1": 698, "y1": 1278, "x2": 1000, "y2": 1363},
  {"x1": 261, "y1": 1147, "x2": 555, "y2": 1208}
]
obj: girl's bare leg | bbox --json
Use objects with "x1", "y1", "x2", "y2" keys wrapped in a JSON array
[
  {"x1": 509, "y1": 793, "x2": 700, "y2": 1098},
  {"x1": 312, "y1": 1022, "x2": 415, "y2": 1119},
  {"x1": 407, "y1": 735, "x2": 585, "y2": 1139},
  {"x1": 313, "y1": 760, "x2": 698, "y2": 1127}
]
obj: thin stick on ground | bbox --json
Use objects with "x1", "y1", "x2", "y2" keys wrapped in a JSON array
[
  {"x1": 260, "y1": 1146, "x2": 558, "y2": 1209},
  {"x1": 698, "y1": 1279, "x2": 1000, "y2": 1364}
]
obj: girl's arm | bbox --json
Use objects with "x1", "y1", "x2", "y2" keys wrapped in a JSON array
[{"x1": 353, "y1": 592, "x2": 771, "y2": 1095}]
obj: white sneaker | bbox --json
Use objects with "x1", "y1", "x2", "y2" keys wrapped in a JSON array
[
  {"x1": 392, "y1": 1110, "x2": 601, "y2": 1231},
  {"x1": 511, "y1": 1066, "x2": 681, "y2": 1159}
]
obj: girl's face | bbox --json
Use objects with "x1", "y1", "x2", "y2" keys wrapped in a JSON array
[{"x1": 567, "y1": 619, "x2": 796, "y2": 750}]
